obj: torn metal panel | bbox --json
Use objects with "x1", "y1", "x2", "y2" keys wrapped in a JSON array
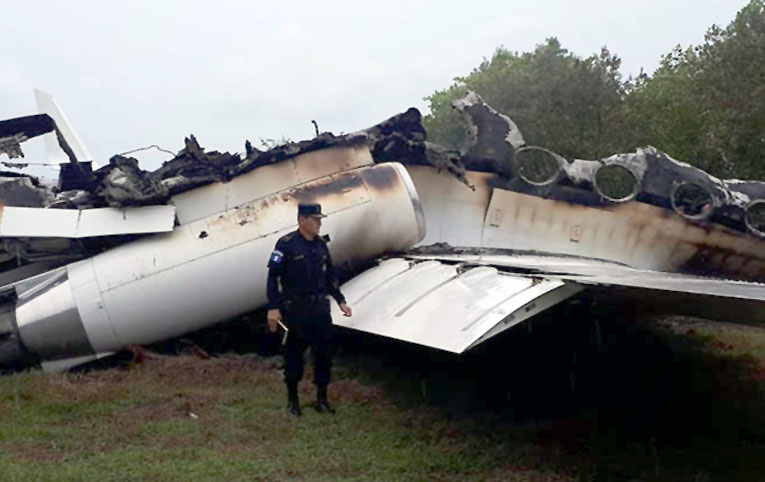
[
  {"x1": 153, "y1": 132, "x2": 374, "y2": 197},
  {"x1": 446, "y1": 90, "x2": 765, "y2": 238},
  {"x1": 0, "y1": 175, "x2": 54, "y2": 207},
  {"x1": 483, "y1": 188, "x2": 765, "y2": 279},
  {"x1": 58, "y1": 162, "x2": 96, "y2": 192},
  {"x1": 51, "y1": 130, "x2": 371, "y2": 208},
  {"x1": 0, "y1": 205, "x2": 176, "y2": 238},
  {"x1": 94, "y1": 156, "x2": 169, "y2": 206},
  {"x1": 1, "y1": 101, "x2": 468, "y2": 209},
  {"x1": 0, "y1": 114, "x2": 55, "y2": 159},
  {"x1": 364, "y1": 107, "x2": 470, "y2": 186},
  {"x1": 83, "y1": 162, "x2": 420, "y2": 351},
  {"x1": 1, "y1": 238, "x2": 86, "y2": 264},
  {"x1": 2, "y1": 89, "x2": 765, "y2": 369},
  {"x1": 391, "y1": 91, "x2": 765, "y2": 282},
  {"x1": 452, "y1": 91, "x2": 524, "y2": 176},
  {"x1": 0, "y1": 134, "x2": 28, "y2": 160},
  {"x1": 406, "y1": 169, "x2": 765, "y2": 282},
  {"x1": 331, "y1": 258, "x2": 581, "y2": 353},
  {"x1": 51, "y1": 189, "x2": 99, "y2": 210},
  {"x1": 0, "y1": 113, "x2": 80, "y2": 164},
  {"x1": 170, "y1": 145, "x2": 375, "y2": 225},
  {"x1": 0, "y1": 160, "x2": 424, "y2": 365}
]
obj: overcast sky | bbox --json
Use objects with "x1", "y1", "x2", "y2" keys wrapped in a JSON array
[{"x1": 0, "y1": 0, "x2": 750, "y2": 176}]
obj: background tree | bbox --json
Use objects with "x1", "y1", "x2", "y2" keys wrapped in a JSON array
[
  {"x1": 424, "y1": 0, "x2": 765, "y2": 180},
  {"x1": 424, "y1": 38, "x2": 633, "y2": 160},
  {"x1": 628, "y1": 0, "x2": 765, "y2": 178}
]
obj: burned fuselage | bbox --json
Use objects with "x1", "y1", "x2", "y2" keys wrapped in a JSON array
[
  {"x1": 0, "y1": 141, "x2": 424, "y2": 368},
  {"x1": 402, "y1": 92, "x2": 765, "y2": 283},
  {"x1": 0, "y1": 90, "x2": 764, "y2": 368}
]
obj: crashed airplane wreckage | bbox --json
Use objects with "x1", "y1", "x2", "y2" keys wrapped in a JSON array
[{"x1": 0, "y1": 92, "x2": 764, "y2": 370}]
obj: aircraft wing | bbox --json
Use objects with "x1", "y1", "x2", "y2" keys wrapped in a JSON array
[
  {"x1": 404, "y1": 251, "x2": 765, "y2": 302},
  {"x1": 331, "y1": 257, "x2": 583, "y2": 353},
  {"x1": 331, "y1": 250, "x2": 765, "y2": 353}
]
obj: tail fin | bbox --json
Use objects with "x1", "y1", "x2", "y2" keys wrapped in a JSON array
[{"x1": 34, "y1": 89, "x2": 96, "y2": 167}]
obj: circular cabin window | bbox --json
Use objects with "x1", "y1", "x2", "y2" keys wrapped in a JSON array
[
  {"x1": 594, "y1": 164, "x2": 639, "y2": 202},
  {"x1": 514, "y1": 147, "x2": 563, "y2": 186},
  {"x1": 671, "y1": 182, "x2": 715, "y2": 220},
  {"x1": 745, "y1": 200, "x2": 765, "y2": 238}
]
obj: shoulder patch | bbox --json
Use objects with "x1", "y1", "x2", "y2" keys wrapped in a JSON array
[{"x1": 268, "y1": 249, "x2": 284, "y2": 266}]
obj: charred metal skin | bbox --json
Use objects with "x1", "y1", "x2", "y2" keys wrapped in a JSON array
[
  {"x1": 1, "y1": 90, "x2": 764, "y2": 367},
  {"x1": 0, "y1": 146, "x2": 424, "y2": 368},
  {"x1": 332, "y1": 94, "x2": 765, "y2": 350},
  {"x1": 0, "y1": 114, "x2": 79, "y2": 163},
  {"x1": 406, "y1": 91, "x2": 765, "y2": 283}
]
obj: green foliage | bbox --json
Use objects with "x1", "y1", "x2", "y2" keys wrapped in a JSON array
[
  {"x1": 424, "y1": 38, "x2": 633, "y2": 160},
  {"x1": 594, "y1": 164, "x2": 639, "y2": 200},
  {"x1": 515, "y1": 148, "x2": 562, "y2": 184},
  {"x1": 628, "y1": 0, "x2": 765, "y2": 178},
  {"x1": 424, "y1": 0, "x2": 765, "y2": 180}
]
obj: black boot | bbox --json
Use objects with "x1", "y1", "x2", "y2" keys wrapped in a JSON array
[
  {"x1": 315, "y1": 384, "x2": 335, "y2": 414},
  {"x1": 287, "y1": 382, "x2": 301, "y2": 417}
]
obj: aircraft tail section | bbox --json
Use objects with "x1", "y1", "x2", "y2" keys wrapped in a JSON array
[{"x1": 34, "y1": 89, "x2": 94, "y2": 166}]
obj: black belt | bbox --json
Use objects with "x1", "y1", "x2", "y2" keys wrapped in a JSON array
[{"x1": 284, "y1": 294, "x2": 327, "y2": 304}]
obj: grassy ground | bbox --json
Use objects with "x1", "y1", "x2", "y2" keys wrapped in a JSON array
[
  {"x1": 0, "y1": 355, "x2": 570, "y2": 481},
  {"x1": 1, "y1": 310, "x2": 764, "y2": 481}
]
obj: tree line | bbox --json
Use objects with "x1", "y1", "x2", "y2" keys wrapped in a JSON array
[{"x1": 423, "y1": 0, "x2": 765, "y2": 180}]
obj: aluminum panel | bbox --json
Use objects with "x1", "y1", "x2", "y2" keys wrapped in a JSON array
[
  {"x1": 0, "y1": 206, "x2": 175, "y2": 238},
  {"x1": 0, "y1": 208, "x2": 79, "y2": 237},
  {"x1": 35, "y1": 89, "x2": 94, "y2": 165},
  {"x1": 77, "y1": 205, "x2": 176, "y2": 237},
  {"x1": 405, "y1": 167, "x2": 492, "y2": 247},
  {"x1": 406, "y1": 252, "x2": 765, "y2": 302},
  {"x1": 68, "y1": 259, "x2": 119, "y2": 353},
  {"x1": 332, "y1": 259, "x2": 578, "y2": 353},
  {"x1": 80, "y1": 163, "x2": 422, "y2": 350},
  {"x1": 171, "y1": 145, "x2": 374, "y2": 225},
  {"x1": 16, "y1": 271, "x2": 94, "y2": 359},
  {"x1": 481, "y1": 188, "x2": 765, "y2": 276}
]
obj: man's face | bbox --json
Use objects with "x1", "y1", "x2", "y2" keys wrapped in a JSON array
[{"x1": 298, "y1": 215, "x2": 322, "y2": 237}]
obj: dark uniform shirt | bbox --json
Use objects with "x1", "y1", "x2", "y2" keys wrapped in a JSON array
[{"x1": 266, "y1": 230, "x2": 346, "y2": 315}]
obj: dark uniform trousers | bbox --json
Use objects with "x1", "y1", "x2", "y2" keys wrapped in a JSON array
[
  {"x1": 267, "y1": 229, "x2": 345, "y2": 391},
  {"x1": 283, "y1": 304, "x2": 334, "y2": 386}
]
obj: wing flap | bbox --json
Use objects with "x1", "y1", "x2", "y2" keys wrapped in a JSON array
[
  {"x1": 331, "y1": 258, "x2": 582, "y2": 353},
  {"x1": 406, "y1": 252, "x2": 765, "y2": 301}
]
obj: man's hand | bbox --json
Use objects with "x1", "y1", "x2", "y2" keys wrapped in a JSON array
[
  {"x1": 267, "y1": 309, "x2": 282, "y2": 332},
  {"x1": 339, "y1": 303, "x2": 352, "y2": 317}
]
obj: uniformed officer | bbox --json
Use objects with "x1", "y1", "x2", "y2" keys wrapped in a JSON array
[{"x1": 266, "y1": 203, "x2": 352, "y2": 417}]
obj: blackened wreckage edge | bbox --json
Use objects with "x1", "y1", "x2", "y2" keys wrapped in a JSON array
[{"x1": 2, "y1": 93, "x2": 764, "y2": 247}]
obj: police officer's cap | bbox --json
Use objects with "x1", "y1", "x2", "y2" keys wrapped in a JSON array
[{"x1": 298, "y1": 203, "x2": 327, "y2": 218}]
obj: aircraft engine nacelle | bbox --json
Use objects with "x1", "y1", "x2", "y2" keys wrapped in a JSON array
[{"x1": 0, "y1": 147, "x2": 425, "y2": 369}]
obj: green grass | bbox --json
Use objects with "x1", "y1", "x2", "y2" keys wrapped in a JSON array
[
  {"x1": 1, "y1": 314, "x2": 764, "y2": 481},
  {"x1": 0, "y1": 355, "x2": 569, "y2": 481}
]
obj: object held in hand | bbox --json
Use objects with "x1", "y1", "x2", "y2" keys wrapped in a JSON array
[{"x1": 277, "y1": 320, "x2": 289, "y2": 345}]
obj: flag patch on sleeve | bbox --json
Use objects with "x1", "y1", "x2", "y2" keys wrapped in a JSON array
[{"x1": 268, "y1": 249, "x2": 284, "y2": 266}]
